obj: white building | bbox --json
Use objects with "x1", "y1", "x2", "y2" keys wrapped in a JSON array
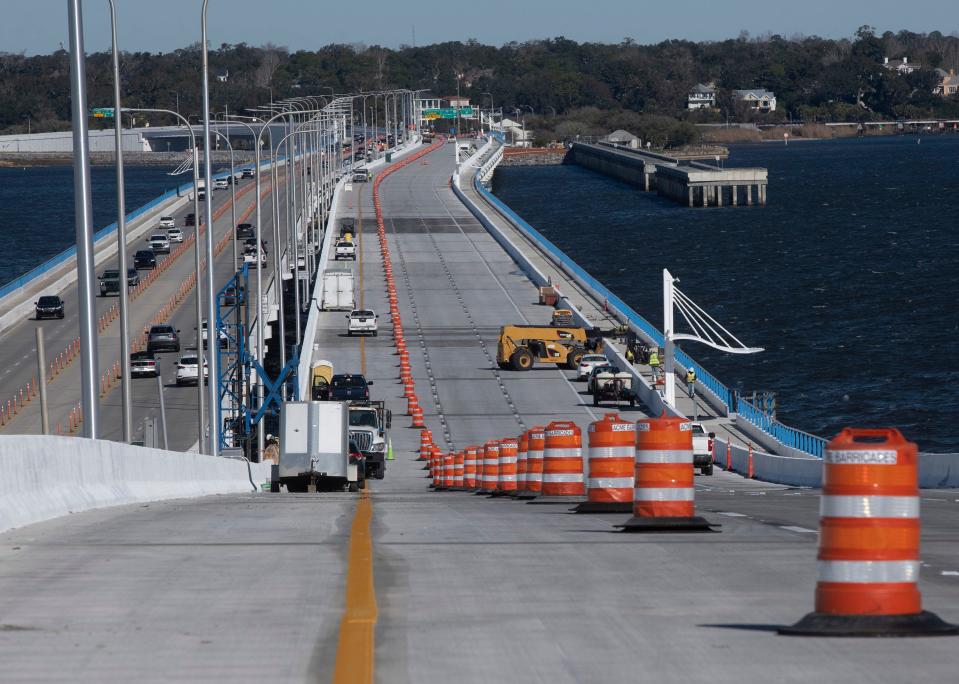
[
  {"x1": 733, "y1": 89, "x2": 777, "y2": 112},
  {"x1": 933, "y1": 68, "x2": 959, "y2": 96},
  {"x1": 687, "y1": 83, "x2": 717, "y2": 110},
  {"x1": 883, "y1": 57, "x2": 920, "y2": 75},
  {"x1": 499, "y1": 117, "x2": 532, "y2": 147}
]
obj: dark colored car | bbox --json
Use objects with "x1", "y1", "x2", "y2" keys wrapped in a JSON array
[
  {"x1": 98, "y1": 269, "x2": 122, "y2": 296},
  {"x1": 126, "y1": 268, "x2": 140, "y2": 286},
  {"x1": 236, "y1": 223, "x2": 256, "y2": 239},
  {"x1": 35, "y1": 295, "x2": 64, "y2": 320},
  {"x1": 130, "y1": 350, "x2": 160, "y2": 378},
  {"x1": 330, "y1": 374, "x2": 372, "y2": 402},
  {"x1": 134, "y1": 250, "x2": 157, "y2": 270},
  {"x1": 241, "y1": 169, "x2": 254, "y2": 179},
  {"x1": 146, "y1": 324, "x2": 180, "y2": 353},
  {"x1": 185, "y1": 213, "x2": 196, "y2": 227}
]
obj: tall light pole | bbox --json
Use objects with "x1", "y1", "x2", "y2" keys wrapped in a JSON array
[
  {"x1": 68, "y1": 0, "x2": 100, "y2": 438},
  {"x1": 482, "y1": 92, "x2": 494, "y2": 135},
  {"x1": 201, "y1": 0, "x2": 219, "y2": 456},
  {"x1": 107, "y1": 0, "x2": 131, "y2": 443}
]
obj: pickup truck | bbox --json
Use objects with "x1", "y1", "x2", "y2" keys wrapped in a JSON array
[
  {"x1": 691, "y1": 422, "x2": 716, "y2": 475},
  {"x1": 334, "y1": 240, "x2": 356, "y2": 260}
]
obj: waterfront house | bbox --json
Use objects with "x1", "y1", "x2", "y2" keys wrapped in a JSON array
[
  {"x1": 934, "y1": 68, "x2": 959, "y2": 97},
  {"x1": 687, "y1": 83, "x2": 717, "y2": 110},
  {"x1": 883, "y1": 57, "x2": 920, "y2": 75},
  {"x1": 605, "y1": 130, "x2": 640, "y2": 148},
  {"x1": 732, "y1": 89, "x2": 777, "y2": 112},
  {"x1": 500, "y1": 118, "x2": 532, "y2": 148}
]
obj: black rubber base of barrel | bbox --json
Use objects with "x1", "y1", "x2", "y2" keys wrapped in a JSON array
[
  {"x1": 527, "y1": 495, "x2": 586, "y2": 505},
  {"x1": 515, "y1": 492, "x2": 538, "y2": 500},
  {"x1": 779, "y1": 611, "x2": 959, "y2": 637},
  {"x1": 474, "y1": 489, "x2": 493, "y2": 496},
  {"x1": 489, "y1": 490, "x2": 519, "y2": 498},
  {"x1": 616, "y1": 516, "x2": 717, "y2": 532},
  {"x1": 573, "y1": 501, "x2": 633, "y2": 514}
]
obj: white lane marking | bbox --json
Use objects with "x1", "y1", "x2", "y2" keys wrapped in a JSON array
[
  {"x1": 717, "y1": 511, "x2": 748, "y2": 517},
  {"x1": 922, "y1": 497, "x2": 947, "y2": 502},
  {"x1": 941, "y1": 571, "x2": 959, "y2": 576},
  {"x1": 780, "y1": 525, "x2": 817, "y2": 534}
]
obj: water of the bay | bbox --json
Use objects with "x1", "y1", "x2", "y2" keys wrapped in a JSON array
[
  {"x1": 0, "y1": 165, "x2": 185, "y2": 286},
  {"x1": 493, "y1": 135, "x2": 959, "y2": 452}
]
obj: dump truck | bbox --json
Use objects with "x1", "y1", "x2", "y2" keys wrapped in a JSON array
[
  {"x1": 348, "y1": 401, "x2": 392, "y2": 480},
  {"x1": 277, "y1": 400, "x2": 361, "y2": 492},
  {"x1": 496, "y1": 325, "x2": 588, "y2": 371}
]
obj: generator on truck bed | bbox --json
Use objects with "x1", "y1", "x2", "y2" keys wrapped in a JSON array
[
  {"x1": 496, "y1": 325, "x2": 588, "y2": 371},
  {"x1": 277, "y1": 401, "x2": 362, "y2": 492}
]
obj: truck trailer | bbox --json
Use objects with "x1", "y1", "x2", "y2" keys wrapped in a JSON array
[{"x1": 277, "y1": 401, "x2": 361, "y2": 492}]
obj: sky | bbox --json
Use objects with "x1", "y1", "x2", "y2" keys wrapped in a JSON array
[{"x1": 2, "y1": 0, "x2": 956, "y2": 55}]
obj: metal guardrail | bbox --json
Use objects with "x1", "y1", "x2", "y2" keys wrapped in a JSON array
[{"x1": 472, "y1": 148, "x2": 827, "y2": 458}]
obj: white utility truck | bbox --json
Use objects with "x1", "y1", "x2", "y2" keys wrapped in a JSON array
[
  {"x1": 321, "y1": 268, "x2": 355, "y2": 311},
  {"x1": 277, "y1": 401, "x2": 361, "y2": 492}
]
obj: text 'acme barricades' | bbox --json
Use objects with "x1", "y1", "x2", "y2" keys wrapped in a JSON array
[
  {"x1": 782, "y1": 428, "x2": 957, "y2": 636},
  {"x1": 531, "y1": 421, "x2": 586, "y2": 504}
]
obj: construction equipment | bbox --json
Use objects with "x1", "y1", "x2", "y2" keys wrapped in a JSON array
[
  {"x1": 592, "y1": 369, "x2": 636, "y2": 408},
  {"x1": 496, "y1": 325, "x2": 588, "y2": 371},
  {"x1": 551, "y1": 308, "x2": 575, "y2": 326}
]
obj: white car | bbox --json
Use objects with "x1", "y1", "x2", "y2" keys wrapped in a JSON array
[
  {"x1": 167, "y1": 227, "x2": 184, "y2": 243},
  {"x1": 347, "y1": 309, "x2": 378, "y2": 336},
  {"x1": 175, "y1": 353, "x2": 208, "y2": 386},
  {"x1": 149, "y1": 234, "x2": 171, "y2": 254},
  {"x1": 158, "y1": 215, "x2": 175, "y2": 229},
  {"x1": 242, "y1": 251, "x2": 267, "y2": 268},
  {"x1": 200, "y1": 320, "x2": 228, "y2": 350},
  {"x1": 214, "y1": 178, "x2": 229, "y2": 190},
  {"x1": 577, "y1": 353, "x2": 609, "y2": 381},
  {"x1": 335, "y1": 240, "x2": 356, "y2": 260}
]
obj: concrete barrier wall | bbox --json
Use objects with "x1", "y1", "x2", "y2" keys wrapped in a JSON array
[{"x1": 0, "y1": 435, "x2": 272, "y2": 534}]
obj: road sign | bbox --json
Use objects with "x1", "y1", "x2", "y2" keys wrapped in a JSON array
[
  {"x1": 422, "y1": 107, "x2": 473, "y2": 120},
  {"x1": 90, "y1": 107, "x2": 115, "y2": 119}
]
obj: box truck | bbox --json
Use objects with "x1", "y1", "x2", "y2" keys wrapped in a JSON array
[
  {"x1": 321, "y1": 268, "x2": 355, "y2": 311},
  {"x1": 277, "y1": 401, "x2": 361, "y2": 492}
]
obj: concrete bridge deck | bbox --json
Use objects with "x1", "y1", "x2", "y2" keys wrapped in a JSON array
[{"x1": 0, "y1": 141, "x2": 954, "y2": 682}]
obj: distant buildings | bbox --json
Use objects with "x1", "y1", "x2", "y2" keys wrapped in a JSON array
[
  {"x1": 687, "y1": 83, "x2": 717, "y2": 110},
  {"x1": 934, "y1": 68, "x2": 959, "y2": 97},
  {"x1": 499, "y1": 118, "x2": 532, "y2": 147},
  {"x1": 883, "y1": 57, "x2": 920, "y2": 75},
  {"x1": 732, "y1": 89, "x2": 777, "y2": 112},
  {"x1": 604, "y1": 130, "x2": 640, "y2": 148}
]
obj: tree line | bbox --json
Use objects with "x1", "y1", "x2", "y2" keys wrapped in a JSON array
[{"x1": 1, "y1": 26, "x2": 957, "y2": 142}]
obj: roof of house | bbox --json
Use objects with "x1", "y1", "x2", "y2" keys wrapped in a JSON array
[
  {"x1": 884, "y1": 58, "x2": 918, "y2": 70},
  {"x1": 606, "y1": 129, "x2": 639, "y2": 142},
  {"x1": 935, "y1": 68, "x2": 959, "y2": 85},
  {"x1": 733, "y1": 89, "x2": 775, "y2": 100},
  {"x1": 689, "y1": 83, "x2": 716, "y2": 94}
]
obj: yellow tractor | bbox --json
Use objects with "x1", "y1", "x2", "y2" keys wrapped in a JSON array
[{"x1": 496, "y1": 325, "x2": 588, "y2": 371}]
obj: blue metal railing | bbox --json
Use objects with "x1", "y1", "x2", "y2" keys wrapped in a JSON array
[{"x1": 473, "y1": 167, "x2": 827, "y2": 458}]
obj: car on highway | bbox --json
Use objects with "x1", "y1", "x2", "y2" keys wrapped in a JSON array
[
  {"x1": 236, "y1": 223, "x2": 256, "y2": 239},
  {"x1": 241, "y1": 169, "x2": 254, "y2": 179},
  {"x1": 34, "y1": 295, "x2": 64, "y2": 320},
  {"x1": 691, "y1": 422, "x2": 716, "y2": 476},
  {"x1": 243, "y1": 237, "x2": 267, "y2": 254},
  {"x1": 130, "y1": 350, "x2": 160, "y2": 378},
  {"x1": 329, "y1": 374, "x2": 372, "y2": 402},
  {"x1": 175, "y1": 352, "x2": 208, "y2": 386},
  {"x1": 149, "y1": 234, "x2": 171, "y2": 254},
  {"x1": 335, "y1": 240, "x2": 356, "y2": 260},
  {"x1": 200, "y1": 320, "x2": 228, "y2": 350},
  {"x1": 146, "y1": 324, "x2": 180, "y2": 353},
  {"x1": 98, "y1": 269, "x2": 122, "y2": 296},
  {"x1": 167, "y1": 227, "x2": 184, "y2": 243},
  {"x1": 352, "y1": 169, "x2": 370, "y2": 183},
  {"x1": 134, "y1": 250, "x2": 157, "y2": 270},
  {"x1": 577, "y1": 353, "x2": 609, "y2": 381},
  {"x1": 158, "y1": 215, "x2": 175, "y2": 229},
  {"x1": 346, "y1": 309, "x2": 378, "y2": 336},
  {"x1": 185, "y1": 213, "x2": 196, "y2": 226},
  {"x1": 241, "y1": 248, "x2": 267, "y2": 268},
  {"x1": 214, "y1": 178, "x2": 229, "y2": 190}
]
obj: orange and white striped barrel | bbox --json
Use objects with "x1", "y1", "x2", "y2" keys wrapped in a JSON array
[
  {"x1": 523, "y1": 426, "x2": 546, "y2": 495},
  {"x1": 498, "y1": 438, "x2": 519, "y2": 493},
  {"x1": 587, "y1": 413, "x2": 636, "y2": 503},
  {"x1": 463, "y1": 445, "x2": 480, "y2": 489},
  {"x1": 441, "y1": 452, "x2": 454, "y2": 489},
  {"x1": 816, "y1": 428, "x2": 921, "y2": 616},
  {"x1": 452, "y1": 451, "x2": 465, "y2": 489},
  {"x1": 516, "y1": 432, "x2": 529, "y2": 492},
  {"x1": 633, "y1": 416, "x2": 694, "y2": 517},
  {"x1": 542, "y1": 421, "x2": 585, "y2": 497},
  {"x1": 481, "y1": 440, "x2": 500, "y2": 492},
  {"x1": 430, "y1": 445, "x2": 443, "y2": 485},
  {"x1": 419, "y1": 429, "x2": 433, "y2": 461}
]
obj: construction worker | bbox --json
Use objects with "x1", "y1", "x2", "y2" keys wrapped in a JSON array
[
  {"x1": 648, "y1": 347, "x2": 660, "y2": 382},
  {"x1": 625, "y1": 346, "x2": 635, "y2": 364},
  {"x1": 685, "y1": 368, "x2": 697, "y2": 398},
  {"x1": 263, "y1": 434, "x2": 280, "y2": 465}
]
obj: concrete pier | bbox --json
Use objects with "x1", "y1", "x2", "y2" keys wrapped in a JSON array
[{"x1": 570, "y1": 142, "x2": 768, "y2": 208}]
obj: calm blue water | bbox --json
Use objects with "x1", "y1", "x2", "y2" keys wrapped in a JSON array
[
  {"x1": 0, "y1": 165, "x2": 182, "y2": 287},
  {"x1": 493, "y1": 135, "x2": 959, "y2": 452}
]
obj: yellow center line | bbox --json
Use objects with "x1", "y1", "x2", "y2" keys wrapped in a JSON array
[{"x1": 331, "y1": 489, "x2": 377, "y2": 684}]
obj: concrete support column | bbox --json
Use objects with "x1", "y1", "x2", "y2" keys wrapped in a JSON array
[
  {"x1": 731, "y1": 185, "x2": 738, "y2": 206},
  {"x1": 759, "y1": 183, "x2": 767, "y2": 206},
  {"x1": 702, "y1": 186, "x2": 708, "y2": 208},
  {"x1": 717, "y1": 184, "x2": 724, "y2": 207},
  {"x1": 747, "y1": 185, "x2": 753, "y2": 206},
  {"x1": 687, "y1": 185, "x2": 694, "y2": 207}
]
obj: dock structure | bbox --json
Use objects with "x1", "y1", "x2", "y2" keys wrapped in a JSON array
[{"x1": 569, "y1": 142, "x2": 768, "y2": 207}]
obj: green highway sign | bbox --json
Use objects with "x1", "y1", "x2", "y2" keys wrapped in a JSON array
[
  {"x1": 90, "y1": 107, "x2": 115, "y2": 119},
  {"x1": 423, "y1": 107, "x2": 474, "y2": 120}
]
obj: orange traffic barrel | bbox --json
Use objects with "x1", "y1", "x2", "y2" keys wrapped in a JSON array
[
  {"x1": 477, "y1": 440, "x2": 500, "y2": 495},
  {"x1": 451, "y1": 451, "x2": 465, "y2": 489},
  {"x1": 439, "y1": 452, "x2": 454, "y2": 490},
  {"x1": 463, "y1": 445, "x2": 480, "y2": 489},
  {"x1": 532, "y1": 421, "x2": 585, "y2": 503},
  {"x1": 620, "y1": 415, "x2": 713, "y2": 531},
  {"x1": 496, "y1": 438, "x2": 519, "y2": 495},
  {"x1": 516, "y1": 431, "x2": 529, "y2": 494},
  {"x1": 518, "y1": 426, "x2": 546, "y2": 499},
  {"x1": 428, "y1": 445, "x2": 442, "y2": 488},
  {"x1": 782, "y1": 428, "x2": 957, "y2": 636},
  {"x1": 575, "y1": 413, "x2": 635, "y2": 513}
]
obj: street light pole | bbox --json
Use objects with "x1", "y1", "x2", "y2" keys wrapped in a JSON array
[
  {"x1": 200, "y1": 0, "x2": 219, "y2": 456},
  {"x1": 108, "y1": 0, "x2": 131, "y2": 443},
  {"x1": 67, "y1": 0, "x2": 100, "y2": 438}
]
